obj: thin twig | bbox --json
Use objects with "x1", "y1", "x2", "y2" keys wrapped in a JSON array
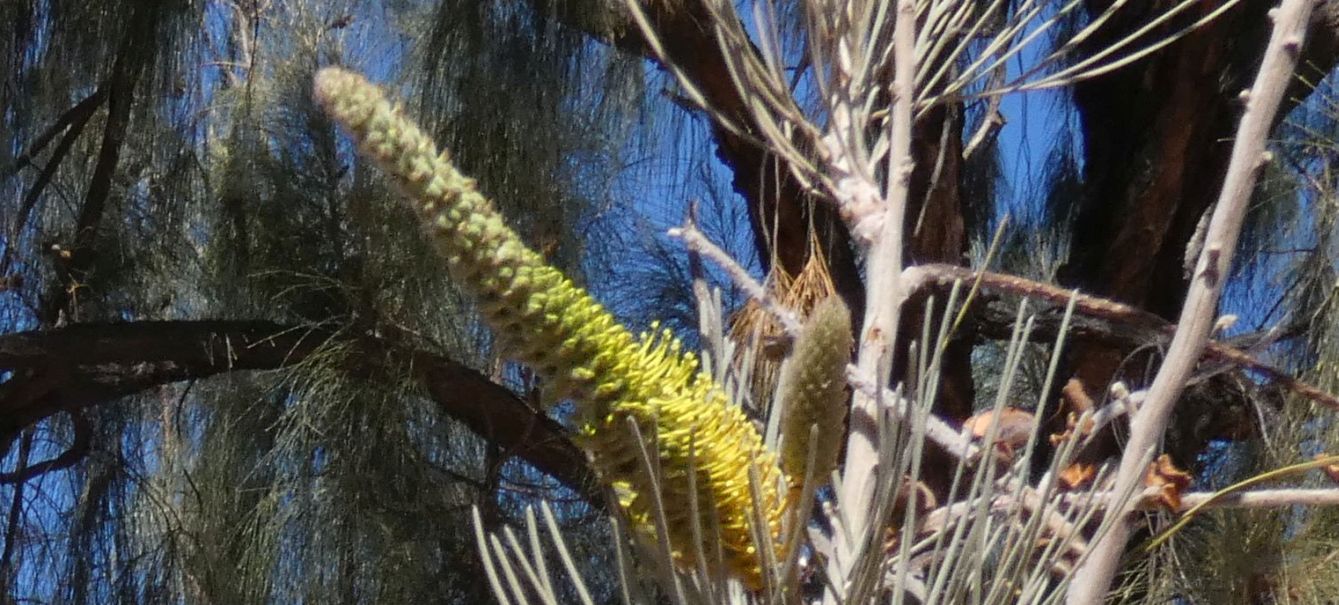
[
  {"x1": 904, "y1": 263, "x2": 1339, "y2": 410},
  {"x1": 916, "y1": 486, "x2": 1339, "y2": 551},
  {"x1": 844, "y1": 365, "x2": 976, "y2": 461},
  {"x1": 1170, "y1": 486, "x2": 1339, "y2": 511},
  {"x1": 667, "y1": 217, "x2": 802, "y2": 337}
]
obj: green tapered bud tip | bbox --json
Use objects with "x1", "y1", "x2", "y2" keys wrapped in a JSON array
[
  {"x1": 313, "y1": 67, "x2": 380, "y2": 128},
  {"x1": 778, "y1": 295, "x2": 853, "y2": 487},
  {"x1": 313, "y1": 66, "x2": 347, "y2": 101}
]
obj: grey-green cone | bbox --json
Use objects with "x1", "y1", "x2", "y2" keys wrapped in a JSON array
[{"x1": 778, "y1": 296, "x2": 852, "y2": 491}]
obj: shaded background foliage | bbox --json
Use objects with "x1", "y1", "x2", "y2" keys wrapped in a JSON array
[
  {"x1": 3, "y1": 0, "x2": 1339, "y2": 603},
  {"x1": 1, "y1": 1, "x2": 652, "y2": 602}
]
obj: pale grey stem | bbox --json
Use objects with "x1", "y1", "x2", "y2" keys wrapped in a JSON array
[
  {"x1": 1081, "y1": 389, "x2": 1146, "y2": 443},
  {"x1": 933, "y1": 486, "x2": 1339, "y2": 519},
  {"x1": 914, "y1": 486, "x2": 1339, "y2": 571},
  {"x1": 1172, "y1": 487, "x2": 1339, "y2": 510},
  {"x1": 666, "y1": 221, "x2": 802, "y2": 337},
  {"x1": 835, "y1": 0, "x2": 918, "y2": 567},
  {"x1": 1066, "y1": 2, "x2": 1314, "y2": 601}
]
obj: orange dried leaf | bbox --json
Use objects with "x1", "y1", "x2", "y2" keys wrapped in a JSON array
[
  {"x1": 963, "y1": 407, "x2": 1035, "y2": 461},
  {"x1": 1059, "y1": 463, "x2": 1097, "y2": 489},
  {"x1": 1050, "y1": 411, "x2": 1096, "y2": 446},
  {"x1": 1061, "y1": 378, "x2": 1095, "y2": 414},
  {"x1": 1144, "y1": 454, "x2": 1193, "y2": 511},
  {"x1": 883, "y1": 478, "x2": 938, "y2": 554}
]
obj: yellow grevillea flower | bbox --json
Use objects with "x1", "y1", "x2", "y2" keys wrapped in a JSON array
[{"x1": 313, "y1": 67, "x2": 789, "y2": 588}]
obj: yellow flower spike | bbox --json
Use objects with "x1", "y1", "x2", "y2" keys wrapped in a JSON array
[{"x1": 314, "y1": 67, "x2": 790, "y2": 589}]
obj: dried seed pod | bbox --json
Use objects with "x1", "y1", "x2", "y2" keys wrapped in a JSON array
[{"x1": 313, "y1": 67, "x2": 789, "y2": 588}]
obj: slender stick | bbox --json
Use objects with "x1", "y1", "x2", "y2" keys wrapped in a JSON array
[
  {"x1": 904, "y1": 263, "x2": 1339, "y2": 409},
  {"x1": 845, "y1": 366, "x2": 977, "y2": 461},
  {"x1": 667, "y1": 219, "x2": 802, "y2": 336},
  {"x1": 1170, "y1": 487, "x2": 1339, "y2": 511},
  {"x1": 918, "y1": 487, "x2": 1339, "y2": 545},
  {"x1": 1066, "y1": 2, "x2": 1314, "y2": 601}
]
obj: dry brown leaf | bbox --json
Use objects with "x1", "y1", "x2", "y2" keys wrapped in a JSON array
[
  {"x1": 963, "y1": 407, "x2": 1035, "y2": 462},
  {"x1": 1144, "y1": 454, "x2": 1193, "y2": 511},
  {"x1": 1059, "y1": 462, "x2": 1097, "y2": 490},
  {"x1": 882, "y1": 478, "x2": 938, "y2": 554},
  {"x1": 1061, "y1": 378, "x2": 1095, "y2": 414},
  {"x1": 1050, "y1": 410, "x2": 1097, "y2": 447}
]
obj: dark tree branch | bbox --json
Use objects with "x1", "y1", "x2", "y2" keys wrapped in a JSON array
[
  {"x1": 1, "y1": 87, "x2": 106, "y2": 280},
  {"x1": 0, "y1": 429, "x2": 33, "y2": 593},
  {"x1": 909, "y1": 263, "x2": 1339, "y2": 410},
  {"x1": 0, "y1": 320, "x2": 599, "y2": 502},
  {"x1": 0, "y1": 412, "x2": 90, "y2": 484},
  {"x1": 1, "y1": 87, "x2": 108, "y2": 180},
  {"x1": 42, "y1": 4, "x2": 159, "y2": 323},
  {"x1": 532, "y1": 0, "x2": 981, "y2": 422}
]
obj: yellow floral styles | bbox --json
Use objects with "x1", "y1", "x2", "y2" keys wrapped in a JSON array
[{"x1": 313, "y1": 67, "x2": 789, "y2": 588}]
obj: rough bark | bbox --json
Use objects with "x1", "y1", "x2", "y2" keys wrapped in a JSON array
[{"x1": 1069, "y1": 1, "x2": 1339, "y2": 333}]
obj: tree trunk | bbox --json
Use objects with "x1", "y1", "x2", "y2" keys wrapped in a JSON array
[{"x1": 1060, "y1": 3, "x2": 1339, "y2": 460}]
